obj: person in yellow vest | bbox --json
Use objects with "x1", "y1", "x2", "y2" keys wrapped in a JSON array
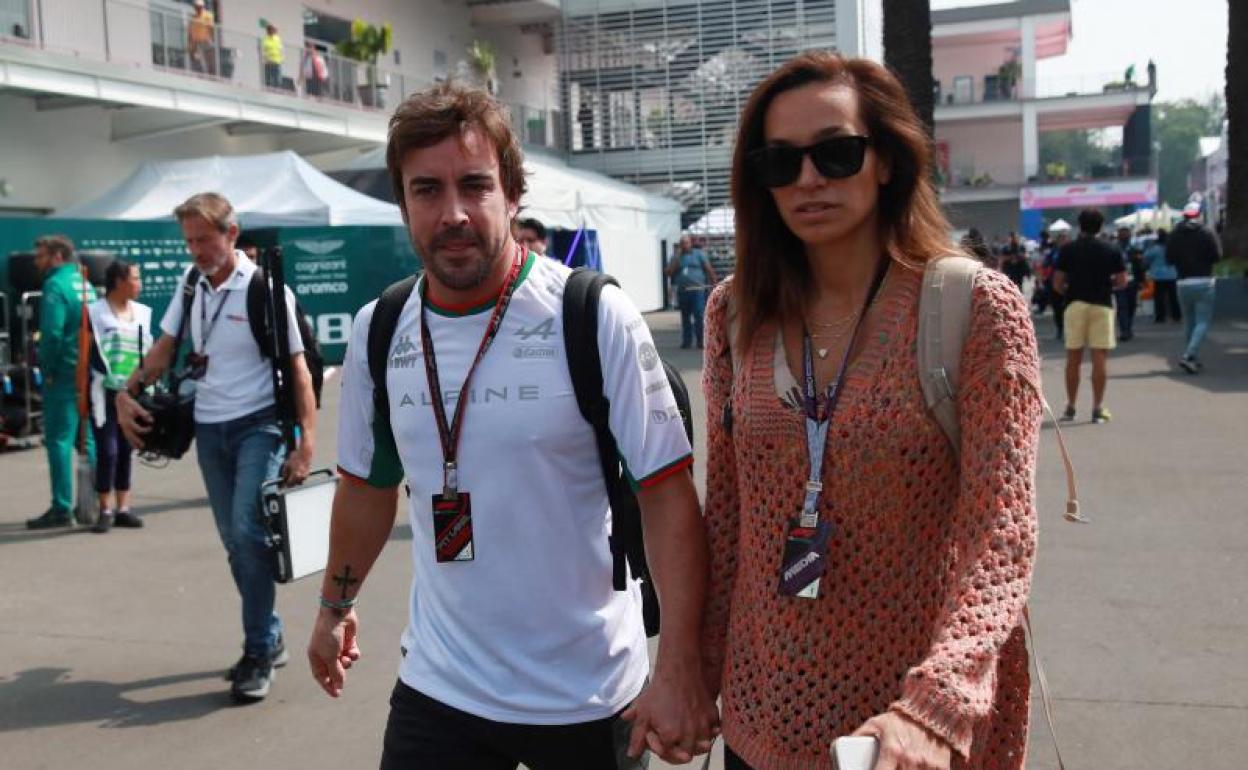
[
  {"x1": 188, "y1": 0, "x2": 217, "y2": 76},
  {"x1": 262, "y1": 24, "x2": 283, "y2": 89}
]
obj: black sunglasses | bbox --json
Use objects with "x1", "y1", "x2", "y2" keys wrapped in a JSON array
[{"x1": 747, "y1": 135, "x2": 871, "y2": 188}]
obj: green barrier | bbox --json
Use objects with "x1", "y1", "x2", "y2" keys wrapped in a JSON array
[{"x1": 0, "y1": 219, "x2": 421, "y2": 365}]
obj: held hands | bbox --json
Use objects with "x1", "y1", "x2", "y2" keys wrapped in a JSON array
[
  {"x1": 622, "y1": 662, "x2": 721, "y2": 764},
  {"x1": 850, "y1": 710, "x2": 952, "y2": 770},
  {"x1": 307, "y1": 608, "x2": 361, "y2": 698}
]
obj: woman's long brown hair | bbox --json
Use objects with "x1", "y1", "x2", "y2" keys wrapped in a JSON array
[{"x1": 731, "y1": 51, "x2": 959, "y2": 350}]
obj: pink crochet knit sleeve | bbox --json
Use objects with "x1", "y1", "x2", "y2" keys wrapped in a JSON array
[
  {"x1": 889, "y1": 270, "x2": 1042, "y2": 757},
  {"x1": 699, "y1": 282, "x2": 741, "y2": 698}
]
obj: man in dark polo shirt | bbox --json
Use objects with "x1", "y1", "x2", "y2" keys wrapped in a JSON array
[{"x1": 1054, "y1": 208, "x2": 1127, "y2": 424}]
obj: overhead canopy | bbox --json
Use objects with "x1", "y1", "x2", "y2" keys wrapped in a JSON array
[
  {"x1": 688, "y1": 206, "x2": 734, "y2": 237},
  {"x1": 57, "y1": 151, "x2": 403, "y2": 227},
  {"x1": 1114, "y1": 205, "x2": 1178, "y2": 230},
  {"x1": 335, "y1": 147, "x2": 683, "y2": 312},
  {"x1": 1047, "y1": 218, "x2": 1073, "y2": 233}
]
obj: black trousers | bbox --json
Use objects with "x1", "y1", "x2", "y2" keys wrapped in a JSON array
[
  {"x1": 380, "y1": 680, "x2": 646, "y2": 770},
  {"x1": 1153, "y1": 279, "x2": 1182, "y2": 322}
]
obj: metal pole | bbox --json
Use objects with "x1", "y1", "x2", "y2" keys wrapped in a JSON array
[
  {"x1": 101, "y1": 0, "x2": 111, "y2": 61},
  {"x1": 37, "y1": 0, "x2": 46, "y2": 48}
]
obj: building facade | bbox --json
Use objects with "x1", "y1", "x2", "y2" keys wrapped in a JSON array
[
  {"x1": 932, "y1": 0, "x2": 1156, "y2": 239},
  {"x1": 0, "y1": 0, "x2": 562, "y2": 215}
]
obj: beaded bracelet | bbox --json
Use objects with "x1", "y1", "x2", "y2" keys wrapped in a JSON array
[{"x1": 319, "y1": 596, "x2": 357, "y2": 611}]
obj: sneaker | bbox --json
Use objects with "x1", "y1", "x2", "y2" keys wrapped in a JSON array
[
  {"x1": 92, "y1": 510, "x2": 115, "y2": 534},
  {"x1": 225, "y1": 635, "x2": 289, "y2": 680},
  {"x1": 1091, "y1": 407, "x2": 1112, "y2": 424},
  {"x1": 26, "y1": 508, "x2": 73, "y2": 530},
  {"x1": 113, "y1": 510, "x2": 144, "y2": 528},
  {"x1": 230, "y1": 654, "x2": 273, "y2": 702},
  {"x1": 1179, "y1": 356, "x2": 1199, "y2": 375},
  {"x1": 1059, "y1": 405, "x2": 1076, "y2": 422}
]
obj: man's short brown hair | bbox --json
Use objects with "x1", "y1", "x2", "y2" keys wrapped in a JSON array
[
  {"x1": 35, "y1": 234, "x2": 75, "y2": 262},
  {"x1": 385, "y1": 81, "x2": 527, "y2": 213},
  {"x1": 174, "y1": 192, "x2": 237, "y2": 233}
]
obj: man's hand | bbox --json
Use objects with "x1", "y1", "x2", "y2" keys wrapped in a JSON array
[
  {"x1": 307, "y1": 608, "x2": 361, "y2": 698},
  {"x1": 622, "y1": 660, "x2": 720, "y2": 764},
  {"x1": 114, "y1": 390, "x2": 152, "y2": 449},
  {"x1": 281, "y1": 442, "x2": 313, "y2": 487},
  {"x1": 851, "y1": 711, "x2": 953, "y2": 770}
]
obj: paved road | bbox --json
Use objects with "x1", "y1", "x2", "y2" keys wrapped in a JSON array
[{"x1": 2, "y1": 306, "x2": 1245, "y2": 770}]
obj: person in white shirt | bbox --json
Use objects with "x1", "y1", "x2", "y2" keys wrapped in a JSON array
[
  {"x1": 115, "y1": 192, "x2": 316, "y2": 702},
  {"x1": 87, "y1": 260, "x2": 153, "y2": 532},
  {"x1": 307, "y1": 81, "x2": 719, "y2": 768}
]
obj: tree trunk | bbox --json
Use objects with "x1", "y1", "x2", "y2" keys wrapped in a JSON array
[
  {"x1": 1225, "y1": 0, "x2": 1247, "y2": 260},
  {"x1": 883, "y1": 0, "x2": 935, "y2": 137}
]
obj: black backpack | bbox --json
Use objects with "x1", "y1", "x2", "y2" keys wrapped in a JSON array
[
  {"x1": 245, "y1": 269, "x2": 325, "y2": 407},
  {"x1": 365, "y1": 267, "x2": 693, "y2": 637}
]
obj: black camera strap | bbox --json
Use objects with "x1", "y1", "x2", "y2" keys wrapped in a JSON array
[{"x1": 166, "y1": 269, "x2": 200, "y2": 390}]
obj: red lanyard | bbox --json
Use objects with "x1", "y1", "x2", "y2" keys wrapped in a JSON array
[{"x1": 419, "y1": 247, "x2": 524, "y2": 498}]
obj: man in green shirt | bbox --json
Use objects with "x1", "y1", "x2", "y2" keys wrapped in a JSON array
[{"x1": 27, "y1": 235, "x2": 97, "y2": 529}]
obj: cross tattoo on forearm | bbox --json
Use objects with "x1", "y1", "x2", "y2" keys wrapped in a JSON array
[{"x1": 332, "y1": 565, "x2": 359, "y2": 601}]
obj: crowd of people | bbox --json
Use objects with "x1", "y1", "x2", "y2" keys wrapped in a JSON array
[
  {"x1": 12, "y1": 48, "x2": 1229, "y2": 770},
  {"x1": 958, "y1": 202, "x2": 1223, "y2": 423}
]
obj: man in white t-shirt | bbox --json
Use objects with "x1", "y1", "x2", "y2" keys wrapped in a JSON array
[
  {"x1": 116, "y1": 192, "x2": 317, "y2": 703},
  {"x1": 306, "y1": 82, "x2": 719, "y2": 768}
]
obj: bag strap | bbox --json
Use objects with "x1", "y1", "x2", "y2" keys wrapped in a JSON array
[
  {"x1": 246, "y1": 268, "x2": 272, "y2": 359},
  {"x1": 367, "y1": 274, "x2": 419, "y2": 427},
  {"x1": 562, "y1": 267, "x2": 630, "y2": 591},
  {"x1": 167, "y1": 268, "x2": 199, "y2": 385},
  {"x1": 1024, "y1": 605, "x2": 1068, "y2": 770},
  {"x1": 917, "y1": 256, "x2": 979, "y2": 451}
]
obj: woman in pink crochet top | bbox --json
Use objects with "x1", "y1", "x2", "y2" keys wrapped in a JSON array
[{"x1": 701, "y1": 52, "x2": 1042, "y2": 770}]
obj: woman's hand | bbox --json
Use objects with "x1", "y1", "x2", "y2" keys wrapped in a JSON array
[{"x1": 850, "y1": 710, "x2": 952, "y2": 770}]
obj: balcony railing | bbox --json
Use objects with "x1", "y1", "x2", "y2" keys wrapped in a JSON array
[
  {"x1": 935, "y1": 69, "x2": 1152, "y2": 107},
  {"x1": 0, "y1": 0, "x2": 564, "y2": 150}
]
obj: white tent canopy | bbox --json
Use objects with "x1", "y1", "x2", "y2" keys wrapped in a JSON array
[
  {"x1": 57, "y1": 151, "x2": 403, "y2": 227},
  {"x1": 1114, "y1": 205, "x2": 1178, "y2": 230},
  {"x1": 340, "y1": 148, "x2": 682, "y2": 311},
  {"x1": 688, "y1": 206, "x2": 734, "y2": 237},
  {"x1": 1047, "y1": 218, "x2": 1073, "y2": 233}
]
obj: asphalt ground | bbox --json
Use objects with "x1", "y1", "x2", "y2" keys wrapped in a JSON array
[{"x1": 2, "y1": 300, "x2": 1246, "y2": 770}]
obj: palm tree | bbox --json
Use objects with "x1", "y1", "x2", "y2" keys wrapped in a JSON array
[
  {"x1": 1225, "y1": 0, "x2": 1246, "y2": 260},
  {"x1": 883, "y1": 0, "x2": 935, "y2": 137}
]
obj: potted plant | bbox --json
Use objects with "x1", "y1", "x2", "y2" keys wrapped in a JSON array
[
  {"x1": 335, "y1": 18, "x2": 393, "y2": 108},
  {"x1": 467, "y1": 40, "x2": 497, "y2": 95},
  {"x1": 997, "y1": 57, "x2": 1021, "y2": 99}
]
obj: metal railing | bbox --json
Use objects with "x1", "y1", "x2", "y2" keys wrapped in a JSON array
[
  {"x1": 0, "y1": 0, "x2": 565, "y2": 150},
  {"x1": 1036, "y1": 71, "x2": 1152, "y2": 100}
]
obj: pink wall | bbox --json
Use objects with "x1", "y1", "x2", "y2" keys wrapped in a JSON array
[
  {"x1": 934, "y1": 40, "x2": 1020, "y2": 103},
  {"x1": 936, "y1": 120, "x2": 1024, "y2": 186}
]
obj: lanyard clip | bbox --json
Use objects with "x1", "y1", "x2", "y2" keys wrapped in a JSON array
[{"x1": 443, "y1": 461, "x2": 459, "y2": 499}]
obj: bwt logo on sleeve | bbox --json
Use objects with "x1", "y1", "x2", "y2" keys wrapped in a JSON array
[{"x1": 637, "y1": 342, "x2": 659, "y2": 372}]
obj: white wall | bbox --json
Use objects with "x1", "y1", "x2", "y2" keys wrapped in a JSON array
[
  {"x1": 0, "y1": 93, "x2": 286, "y2": 213},
  {"x1": 936, "y1": 119, "x2": 1024, "y2": 185},
  {"x1": 482, "y1": 27, "x2": 558, "y2": 111}
]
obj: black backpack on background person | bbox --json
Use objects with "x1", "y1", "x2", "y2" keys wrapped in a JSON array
[
  {"x1": 366, "y1": 267, "x2": 693, "y2": 638},
  {"x1": 246, "y1": 259, "x2": 325, "y2": 408}
]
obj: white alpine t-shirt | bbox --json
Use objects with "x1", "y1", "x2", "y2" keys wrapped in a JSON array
[
  {"x1": 336, "y1": 253, "x2": 693, "y2": 724},
  {"x1": 160, "y1": 252, "x2": 304, "y2": 424}
]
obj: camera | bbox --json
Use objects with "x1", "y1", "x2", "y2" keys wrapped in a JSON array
[{"x1": 135, "y1": 381, "x2": 196, "y2": 460}]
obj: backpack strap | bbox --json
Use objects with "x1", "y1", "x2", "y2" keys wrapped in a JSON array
[
  {"x1": 169, "y1": 268, "x2": 200, "y2": 375},
  {"x1": 562, "y1": 267, "x2": 630, "y2": 591},
  {"x1": 367, "y1": 275, "x2": 419, "y2": 427},
  {"x1": 917, "y1": 256, "x2": 980, "y2": 452},
  {"x1": 246, "y1": 269, "x2": 273, "y2": 359}
]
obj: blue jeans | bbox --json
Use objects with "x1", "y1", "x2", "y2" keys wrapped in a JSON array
[
  {"x1": 677, "y1": 288, "x2": 707, "y2": 347},
  {"x1": 1177, "y1": 279, "x2": 1216, "y2": 360},
  {"x1": 196, "y1": 406, "x2": 285, "y2": 658}
]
